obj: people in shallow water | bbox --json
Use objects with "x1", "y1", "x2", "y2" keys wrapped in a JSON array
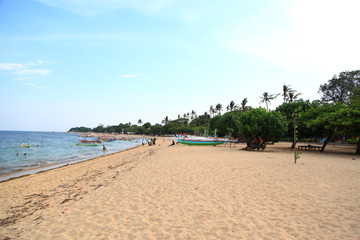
[{"x1": 103, "y1": 145, "x2": 107, "y2": 151}]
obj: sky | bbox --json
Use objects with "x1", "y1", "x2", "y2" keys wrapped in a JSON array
[{"x1": 1, "y1": 0, "x2": 359, "y2": 132}]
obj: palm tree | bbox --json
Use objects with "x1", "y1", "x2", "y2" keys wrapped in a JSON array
[
  {"x1": 282, "y1": 84, "x2": 291, "y2": 103},
  {"x1": 288, "y1": 91, "x2": 302, "y2": 102},
  {"x1": 215, "y1": 103, "x2": 223, "y2": 115},
  {"x1": 138, "y1": 119, "x2": 143, "y2": 125},
  {"x1": 164, "y1": 116, "x2": 169, "y2": 124},
  {"x1": 191, "y1": 110, "x2": 197, "y2": 120},
  {"x1": 259, "y1": 92, "x2": 279, "y2": 111},
  {"x1": 227, "y1": 100, "x2": 237, "y2": 112},
  {"x1": 210, "y1": 105, "x2": 216, "y2": 117},
  {"x1": 241, "y1": 98, "x2": 248, "y2": 112}
]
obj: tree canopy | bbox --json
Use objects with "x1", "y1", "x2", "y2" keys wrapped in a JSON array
[
  {"x1": 319, "y1": 70, "x2": 360, "y2": 104},
  {"x1": 238, "y1": 108, "x2": 287, "y2": 144}
]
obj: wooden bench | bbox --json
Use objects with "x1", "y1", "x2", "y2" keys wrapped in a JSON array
[
  {"x1": 298, "y1": 144, "x2": 322, "y2": 151},
  {"x1": 298, "y1": 145, "x2": 309, "y2": 150},
  {"x1": 309, "y1": 145, "x2": 322, "y2": 151}
]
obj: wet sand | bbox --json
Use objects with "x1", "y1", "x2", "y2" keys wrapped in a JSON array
[{"x1": 0, "y1": 139, "x2": 359, "y2": 239}]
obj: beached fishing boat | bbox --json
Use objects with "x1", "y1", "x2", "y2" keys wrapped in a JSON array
[
  {"x1": 80, "y1": 139, "x2": 102, "y2": 143},
  {"x1": 178, "y1": 137, "x2": 228, "y2": 146}
]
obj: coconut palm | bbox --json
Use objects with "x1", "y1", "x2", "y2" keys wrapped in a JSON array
[
  {"x1": 282, "y1": 84, "x2": 292, "y2": 103},
  {"x1": 227, "y1": 100, "x2": 237, "y2": 112},
  {"x1": 288, "y1": 91, "x2": 302, "y2": 102},
  {"x1": 138, "y1": 119, "x2": 143, "y2": 125},
  {"x1": 164, "y1": 116, "x2": 169, "y2": 124},
  {"x1": 241, "y1": 98, "x2": 248, "y2": 112},
  {"x1": 209, "y1": 105, "x2": 216, "y2": 117},
  {"x1": 215, "y1": 103, "x2": 223, "y2": 115},
  {"x1": 191, "y1": 110, "x2": 197, "y2": 120},
  {"x1": 259, "y1": 92, "x2": 279, "y2": 111}
]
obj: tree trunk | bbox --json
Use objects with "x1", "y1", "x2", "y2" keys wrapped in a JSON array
[
  {"x1": 321, "y1": 133, "x2": 333, "y2": 152},
  {"x1": 356, "y1": 139, "x2": 360, "y2": 155}
]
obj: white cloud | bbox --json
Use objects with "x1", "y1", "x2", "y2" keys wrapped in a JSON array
[
  {"x1": 0, "y1": 61, "x2": 52, "y2": 76},
  {"x1": 0, "y1": 63, "x2": 24, "y2": 71},
  {"x1": 14, "y1": 77, "x2": 31, "y2": 82},
  {"x1": 1, "y1": 61, "x2": 54, "y2": 92},
  {"x1": 118, "y1": 73, "x2": 144, "y2": 78},
  {"x1": 36, "y1": 0, "x2": 175, "y2": 16},
  {"x1": 13, "y1": 69, "x2": 52, "y2": 75}
]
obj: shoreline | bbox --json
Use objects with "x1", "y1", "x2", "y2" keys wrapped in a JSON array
[
  {"x1": 0, "y1": 132, "x2": 150, "y2": 182},
  {"x1": 0, "y1": 144, "x2": 144, "y2": 183},
  {"x1": 1, "y1": 140, "x2": 359, "y2": 239}
]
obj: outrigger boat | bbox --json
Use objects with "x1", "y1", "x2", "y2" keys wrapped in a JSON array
[{"x1": 177, "y1": 136, "x2": 228, "y2": 146}]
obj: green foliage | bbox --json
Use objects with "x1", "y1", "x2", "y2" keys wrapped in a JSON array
[
  {"x1": 276, "y1": 100, "x2": 315, "y2": 139},
  {"x1": 319, "y1": 70, "x2": 360, "y2": 104},
  {"x1": 238, "y1": 108, "x2": 287, "y2": 143},
  {"x1": 142, "y1": 122, "x2": 151, "y2": 129},
  {"x1": 68, "y1": 126, "x2": 92, "y2": 132},
  {"x1": 346, "y1": 139, "x2": 359, "y2": 144},
  {"x1": 189, "y1": 114, "x2": 211, "y2": 127},
  {"x1": 209, "y1": 112, "x2": 241, "y2": 137},
  {"x1": 92, "y1": 124, "x2": 105, "y2": 133}
]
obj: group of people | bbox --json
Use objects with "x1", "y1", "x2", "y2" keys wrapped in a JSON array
[
  {"x1": 16, "y1": 153, "x2": 27, "y2": 156},
  {"x1": 246, "y1": 136, "x2": 266, "y2": 151},
  {"x1": 147, "y1": 138, "x2": 157, "y2": 146}
]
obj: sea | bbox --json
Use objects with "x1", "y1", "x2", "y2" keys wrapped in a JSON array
[{"x1": 0, "y1": 131, "x2": 144, "y2": 182}]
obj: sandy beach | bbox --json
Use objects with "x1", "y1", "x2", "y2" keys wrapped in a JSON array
[{"x1": 0, "y1": 139, "x2": 359, "y2": 239}]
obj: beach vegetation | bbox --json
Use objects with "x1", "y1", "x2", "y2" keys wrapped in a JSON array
[
  {"x1": 319, "y1": 70, "x2": 360, "y2": 104},
  {"x1": 92, "y1": 124, "x2": 105, "y2": 133},
  {"x1": 276, "y1": 100, "x2": 315, "y2": 148},
  {"x1": 189, "y1": 113, "x2": 211, "y2": 127},
  {"x1": 215, "y1": 103, "x2": 223, "y2": 115},
  {"x1": 240, "y1": 98, "x2": 252, "y2": 113},
  {"x1": 209, "y1": 111, "x2": 241, "y2": 137},
  {"x1": 68, "y1": 69, "x2": 360, "y2": 154},
  {"x1": 68, "y1": 126, "x2": 92, "y2": 132},
  {"x1": 237, "y1": 108, "x2": 287, "y2": 145},
  {"x1": 259, "y1": 92, "x2": 280, "y2": 111}
]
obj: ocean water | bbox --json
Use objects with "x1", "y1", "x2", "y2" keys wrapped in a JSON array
[{"x1": 0, "y1": 131, "x2": 144, "y2": 181}]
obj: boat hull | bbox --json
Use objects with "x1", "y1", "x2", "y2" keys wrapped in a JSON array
[{"x1": 178, "y1": 139, "x2": 227, "y2": 146}]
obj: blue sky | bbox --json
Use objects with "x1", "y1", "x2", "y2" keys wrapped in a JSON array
[{"x1": 1, "y1": 0, "x2": 359, "y2": 131}]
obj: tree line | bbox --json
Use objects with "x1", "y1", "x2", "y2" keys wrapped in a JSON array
[{"x1": 69, "y1": 70, "x2": 360, "y2": 154}]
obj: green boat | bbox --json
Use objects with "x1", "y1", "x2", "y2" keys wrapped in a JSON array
[{"x1": 178, "y1": 138, "x2": 227, "y2": 146}]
